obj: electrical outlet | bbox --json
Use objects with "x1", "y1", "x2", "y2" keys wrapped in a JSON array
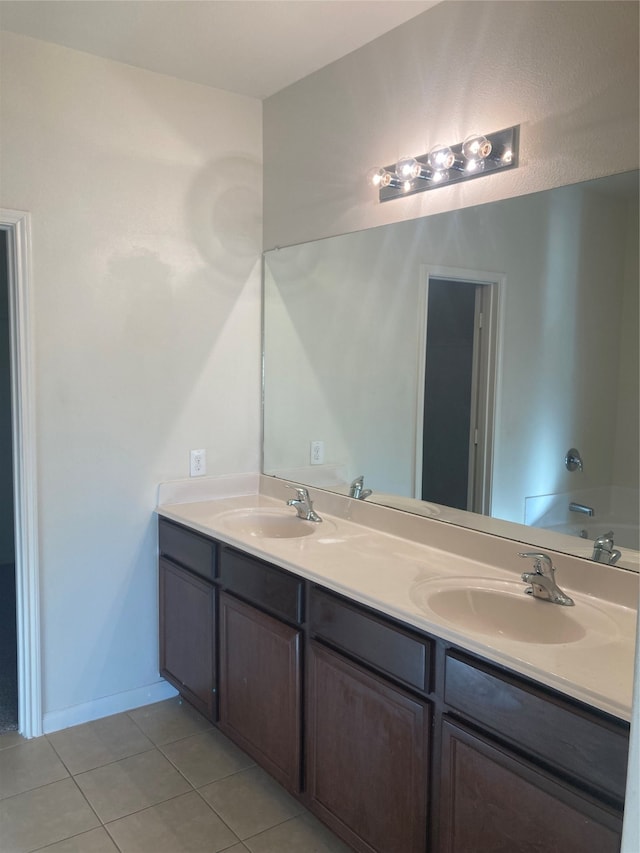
[
  {"x1": 310, "y1": 440, "x2": 324, "y2": 465},
  {"x1": 190, "y1": 448, "x2": 206, "y2": 477}
]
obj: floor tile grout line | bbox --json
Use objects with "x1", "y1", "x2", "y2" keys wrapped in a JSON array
[
  {"x1": 238, "y1": 812, "x2": 312, "y2": 844},
  {"x1": 190, "y1": 778, "x2": 311, "y2": 846},
  {"x1": 159, "y1": 741, "x2": 257, "y2": 790},
  {"x1": 67, "y1": 772, "x2": 105, "y2": 829},
  {"x1": 29, "y1": 824, "x2": 124, "y2": 853},
  {"x1": 44, "y1": 729, "x2": 162, "y2": 778},
  {"x1": 101, "y1": 819, "x2": 126, "y2": 853},
  {"x1": 0, "y1": 772, "x2": 72, "y2": 804},
  {"x1": 191, "y1": 783, "x2": 249, "y2": 841},
  {"x1": 124, "y1": 700, "x2": 215, "y2": 748},
  {"x1": 97, "y1": 786, "x2": 245, "y2": 851},
  {"x1": 0, "y1": 733, "x2": 27, "y2": 752}
]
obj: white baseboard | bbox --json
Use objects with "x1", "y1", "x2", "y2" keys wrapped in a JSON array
[{"x1": 42, "y1": 679, "x2": 179, "y2": 734}]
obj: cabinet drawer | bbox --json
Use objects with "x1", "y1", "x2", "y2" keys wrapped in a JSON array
[
  {"x1": 219, "y1": 547, "x2": 303, "y2": 624},
  {"x1": 158, "y1": 518, "x2": 216, "y2": 581},
  {"x1": 444, "y1": 653, "x2": 629, "y2": 802},
  {"x1": 310, "y1": 587, "x2": 431, "y2": 693}
]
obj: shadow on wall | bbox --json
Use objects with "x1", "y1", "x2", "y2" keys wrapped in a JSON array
[{"x1": 187, "y1": 154, "x2": 262, "y2": 286}]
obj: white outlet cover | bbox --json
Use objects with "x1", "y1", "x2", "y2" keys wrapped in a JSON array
[{"x1": 190, "y1": 448, "x2": 206, "y2": 477}]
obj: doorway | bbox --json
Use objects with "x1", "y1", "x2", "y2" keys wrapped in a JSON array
[{"x1": 416, "y1": 268, "x2": 501, "y2": 514}]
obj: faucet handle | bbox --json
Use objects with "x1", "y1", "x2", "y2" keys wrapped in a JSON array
[
  {"x1": 518, "y1": 551, "x2": 554, "y2": 576},
  {"x1": 287, "y1": 485, "x2": 309, "y2": 501}
]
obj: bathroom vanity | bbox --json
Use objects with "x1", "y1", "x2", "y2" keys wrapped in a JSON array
[{"x1": 157, "y1": 482, "x2": 636, "y2": 853}]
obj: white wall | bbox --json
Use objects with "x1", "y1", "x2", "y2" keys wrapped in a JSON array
[
  {"x1": 0, "y1": 32, "x2": 262, "y2": 727},
  {"x1": 264, "y1": 181, "x2": 635, "y2": 521},
  {"x1": 263, "y1": 0, "x2": 639, "y2": 249}
]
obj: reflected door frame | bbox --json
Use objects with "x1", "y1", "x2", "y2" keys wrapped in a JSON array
[
  {"x1": 415, "y1": 265, "x2": 504, "y2": 515},
  {"x1": 1, "y1": 209, "x2": 41, "y2": 738}
]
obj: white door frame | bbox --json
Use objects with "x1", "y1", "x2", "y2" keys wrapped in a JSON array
[
  {"x1": 415, "y1": 264, "x2": 504, "y2": 514},
  {"x1": 1, "y1": 209, "x2": 41, "y2": 738}
]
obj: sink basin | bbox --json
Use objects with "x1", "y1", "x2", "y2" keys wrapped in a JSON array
[
  {"x1": 410, "y1": 577, "x2": 617, "y2": 645},
  {"x1": 219, "y1": 508, "x2": 319, "y2": 539}
]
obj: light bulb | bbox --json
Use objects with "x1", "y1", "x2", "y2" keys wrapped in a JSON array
[
  {"x1": 431, "y1": 170, "x2": 448, "y2": 183},
  {"x1": 367, "y1": 167, "x2": 392, "y2": 188},
  {"x1": 395, "y1": 156, "x2": 421, "y2": 181},
  {"x1": 427, "y1": 144, "x2": 455, "y2": 172},
  {"x1": 502, "y1": 148, "x2": 513, "y2": 164},
  {"x1": 462, "y1": 134, "x2": 492, "y2": 162}
]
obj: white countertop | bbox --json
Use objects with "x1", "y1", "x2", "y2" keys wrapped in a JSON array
[{"x1": 157, "y1": 479, "x2": 638, "y2": 722}]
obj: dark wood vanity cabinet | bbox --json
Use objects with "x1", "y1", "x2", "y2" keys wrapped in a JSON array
[
  {"x1": 159, "y1": 560, "x2": 216, "y2": 720},
  {"x1": 437, "y1": 652, "x2": 626, "y2": 853},
  {"x1": 307, "y1": 641, "x2": 430, "y2": 853},
  {"x1": 158, "y1": 519, "x2": 217, "y2": 721},
  {"x1": 218, "y1": 590, "x2": 302, "y2": 793},
  {"x1": 217, "y1": 546, "x2": 304, "y2": 794},
  {"x1": 438, "y1": 718, "x2": 622, "y2": 853},
  {"x1": 157, "y1": 519, "x2": 629, "y2": 853},
  {"x1": 306, "y1": 587, "x2": 433, "y2": 853}
]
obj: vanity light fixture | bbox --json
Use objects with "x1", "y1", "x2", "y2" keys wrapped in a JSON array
[{"x1": 369, "y1": 125, "x2": 519, "y2": 202}]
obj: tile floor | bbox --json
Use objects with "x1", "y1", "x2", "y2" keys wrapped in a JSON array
[{"x1": 0, "y1": 698, "x2": 352, "y2": 853}]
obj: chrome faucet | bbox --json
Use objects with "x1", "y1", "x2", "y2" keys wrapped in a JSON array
[
  {"x1": 592, "y1": 531, "x2": 621, "y2": 565},
  {"x1": 349, "y1": 475, "x2": 372, "y2": 500},
  {"x1": 286, "y1": 487, "x2": 322, "y2": 522},
  {"x1": 519, "y1": 552, "x2": 574, "y2": 606}
]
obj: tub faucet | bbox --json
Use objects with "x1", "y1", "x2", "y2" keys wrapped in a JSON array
[
  {"x1": 592, "y1": 531, "x2": 621, "y2": 565},
  {"x1": 349, "y1": 475, "x2": 372, "y2": 500},
  {"x1": 286, "y1": 487, "x2": 322, "y2": 522},
  {"x1": 519, "y1": 552, "x2": 574, "y2": 606},
  {"x1": 569, "y1": 502, "x2": 594, "y2": 517}
]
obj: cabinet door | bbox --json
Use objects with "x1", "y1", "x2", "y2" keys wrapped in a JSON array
[
  {"x1": 218, "y1": 592, "x2": 301, "y2": 793},
  {"x1": 438, "y1": 718, "x2": 622, "y2": 853},
  {"x1": 306, "y1": 641, "x2": 430, "y2": 853},
  {"x1": 159, "y1": 558, "x2": 216, "y2": 721}
]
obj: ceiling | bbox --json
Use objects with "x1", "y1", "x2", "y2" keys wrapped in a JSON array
[{"x1": 0, "y1": 0, "x2": 439, "y2": 99}]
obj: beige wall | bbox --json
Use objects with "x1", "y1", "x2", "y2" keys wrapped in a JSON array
[
  {"x1": 0, "y1": 31, "x2": 262, "y2": 726},
  {"x1": 263, "y1": 0, "x2": 639, "y2": 249}
]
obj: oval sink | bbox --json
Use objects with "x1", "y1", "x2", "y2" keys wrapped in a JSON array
[
  {"x1": 219, "y1": 508, "x2": 319, "y2": 539},
  {"x1": 410, "y1": 577, "x2": 617, "y2": 645}
]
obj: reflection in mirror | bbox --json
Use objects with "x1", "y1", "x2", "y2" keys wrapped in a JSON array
[{"x1": 263, "y1": 172, "x2": 639, "y2": 571}]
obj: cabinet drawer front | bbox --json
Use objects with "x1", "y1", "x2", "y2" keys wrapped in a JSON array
[
  {"x1": 158, "y1": 519, "x2": 216, "y2": 581},
  {"x1": 219, "y1": 547, "x2": 303, "y2": 624},
  {"x1": 444, "y1": 653, "x2": 629, "y2": 802},
  {"x1": 310, "y1": 587, "x2": 431, "y2": 693}
]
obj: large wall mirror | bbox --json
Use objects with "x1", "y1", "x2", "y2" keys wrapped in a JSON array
[{"x1": 263, "y1": 171, "x2": 639, "y2": 571}]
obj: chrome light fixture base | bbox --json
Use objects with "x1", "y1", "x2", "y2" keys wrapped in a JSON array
[{"x1": 376, "y1": 125, "x2": 519, "y2": 203}]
